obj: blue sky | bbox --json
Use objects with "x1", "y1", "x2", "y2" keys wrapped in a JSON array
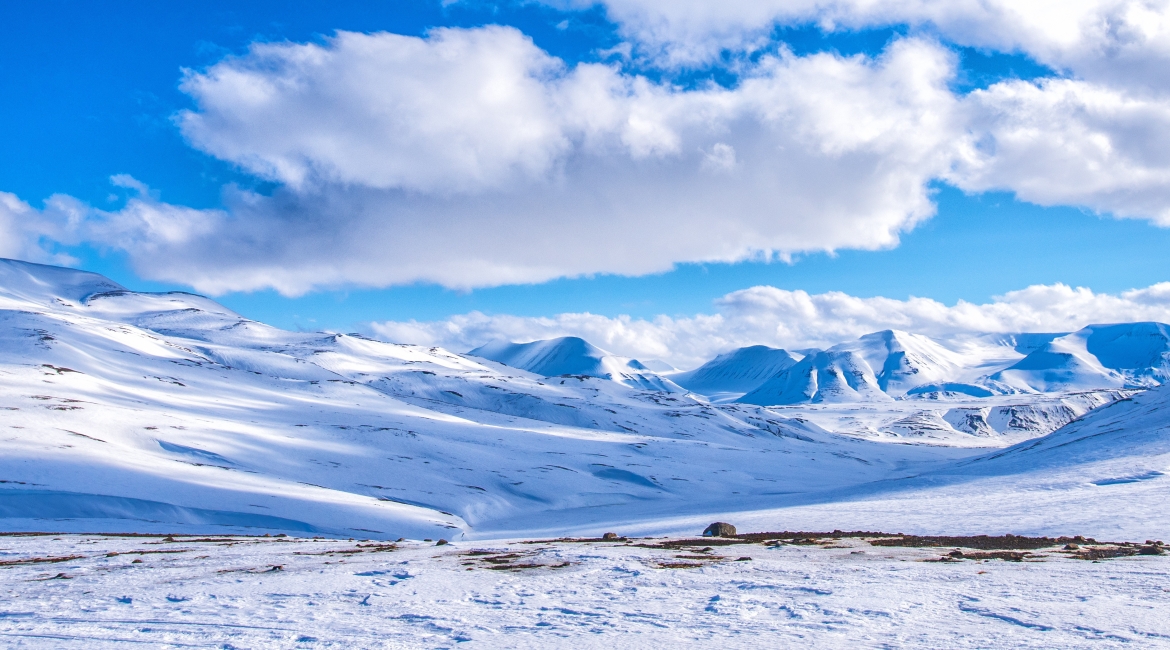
[{"x1": 2, "y1": 0, "x2": 1169, "y2": 344}]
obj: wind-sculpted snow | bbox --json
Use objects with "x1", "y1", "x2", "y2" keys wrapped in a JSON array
[{"x1": 3, "y1": 533, "x2": 1169, "y2": 648}]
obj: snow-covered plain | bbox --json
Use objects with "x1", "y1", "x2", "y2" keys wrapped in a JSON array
[
  {"x1": 2, "y1": 532, "x2": 1168, "y2": 648},
  {"x1": 2, "y1": 258, "x2": 1170, "y2": 647}
]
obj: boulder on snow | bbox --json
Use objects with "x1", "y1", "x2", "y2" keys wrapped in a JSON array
[
  {"x1": 703, "y1": 522, "x2": 737, "y2": 537},
  {"x1": 602, "y1": 532, "x2": 619, "y2": 540}
]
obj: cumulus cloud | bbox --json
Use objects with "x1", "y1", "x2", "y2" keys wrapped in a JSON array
[
  {"x1": 73, "y1": 28, "x2": 958, "y2": 294},
  {"x1": 542, "y1": 1, "x2": 1170, "y2": 229},
  {"x1": 368, "y1": 283, "x2": 1170, "y2": 369},
  {"x1": 179, "y1": 27, "x2": 576, "y2": 193},
  {"x1": 7, "y1": 8, "x2": 1170, "y2": 293},
  {"x1": 0, "y1": 192, "x2": 80, "y2": 266},
  {"x1": 953, "y1": 78, "x2": 1170, "y2": 223},
  {"x1": 565, "y1": 0, "x2": 1170, "y2": 85}
]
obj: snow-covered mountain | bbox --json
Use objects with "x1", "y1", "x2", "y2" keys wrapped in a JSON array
[
  {"x1": 0, "y1": 258, "x2": 1161, "y2": 540},
  {"x1": 0, "y1": 259, "x2": 987, "y2": 539},
  {"x1": 736, "y1": 330, "x2": 978, "y2": 405},
  {"x1": 687, "y1": 326, "x2": 1170, "y2": 405},
  {"x1": 469, "y1": 336, "x2": 684, "y2": 392},
  {"x1": 989, "y1": 322, "x2": 1170, "y2": 392},
  {"x1": 739, "y1": 349, "x2": 891, "y2": 405},
  {"x1": 671, "y1": 345, "x2": 800, "y2": 397}
]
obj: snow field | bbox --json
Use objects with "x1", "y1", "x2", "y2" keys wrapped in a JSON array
[{"x1": 1, "y1": 533, "x2": 1168, "y2": 648}]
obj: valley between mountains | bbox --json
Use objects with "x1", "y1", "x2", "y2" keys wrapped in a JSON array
[{"x1": 1, "y1": 259, "x2": 1168, "y2": 542}]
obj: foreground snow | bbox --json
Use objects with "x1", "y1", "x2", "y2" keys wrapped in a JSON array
[{"x1": 1, "y1": 533, "x2": 1167, "y2": 648}]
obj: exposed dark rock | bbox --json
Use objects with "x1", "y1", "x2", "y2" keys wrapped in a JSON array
[
  {"x1": 602, "y1": 532, "x2": 619, "y2": 540},
  {"x1": 703, "y1": 522, "x2": 736, "y2": 537}
]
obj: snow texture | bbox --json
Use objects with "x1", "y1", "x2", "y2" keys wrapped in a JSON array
[{"x1": 1, "y1": 533, "x2": 1167, "y2": 648}]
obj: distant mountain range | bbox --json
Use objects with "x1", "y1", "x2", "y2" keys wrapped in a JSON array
[
  {"x1": 0, "y1": 257, "x2": 1164, "y2": 539},
  {"x1": 475, "y1": 326, "x2": 1170, "y2": 405}
]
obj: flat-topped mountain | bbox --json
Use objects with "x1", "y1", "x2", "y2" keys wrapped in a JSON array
[
  {"x1": 469, "y1": 336, "x2": 684, "y2": 392},
  {"x1": 671, "y1": 345, "x2": 800, "y2": 396}
]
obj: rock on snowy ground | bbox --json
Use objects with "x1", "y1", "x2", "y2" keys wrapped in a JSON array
[{"x1": 1, "y1": 532, "x2": 1168, "y2": 648}]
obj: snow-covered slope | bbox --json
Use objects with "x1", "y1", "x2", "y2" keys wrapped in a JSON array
[
  {"x1": 0, "y1": 259, "x2": 125, "y2": 306},
  {"x1": 671, "y1": 345, "x2": 800, "y2": 398},
  {"x1": 738, "y1": 349, "x2": 891, "y2": 405},
  {"x1": 621, "y1": 382, "x2": 1170, "y2": 543},
  {"x1": 468, "y1": 336, "x2": 684, "y2": 392},
  {"x1": 0, "y1": 259, "x2": 1160, "y2": 541},
  {"x1": 837, "y1": 330, "x2": 966, "y2": 395},
  {"x1": 788, "y1": 381, "x2": 1170, "y2": 540},
  {"x1": 958, "y1": 381, "x2": 1170, "y2": 476},
  {"x1": 991, "y1": 322, "x2": 1170, "y2": 392},
  {"x1": 1, "y1": 259, "x2": 998, "y2": 539}
]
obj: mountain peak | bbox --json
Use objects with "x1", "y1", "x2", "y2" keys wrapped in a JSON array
[{"x1": 0, "y1": 258, "x2": 125, "y2": 306}]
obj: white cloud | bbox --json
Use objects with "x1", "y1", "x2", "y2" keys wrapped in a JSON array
[
  {"x1": 0, "y1": 192, "x2": 78, "y2": 266},
  {"x1": 368, "y1": 282, "x2": 1170, "y2": 370},
  {"x1": 7, "y1": 12, "x2": 1170, "y2": 294},
  {"x1": 565, "y1": 0, "x2": 1170, "y2": 86},
  {"x1": 544, "y1": 1, "x2": 1170, "y2": 228},
  {"x1": 85, "y1": 29, "x2": 959, "y2": 294},
  {"x1": 953, "y1": 78, "x2": 1170, "y2": 224},
  {"x1": 178, "y1": 27, "x2": 575, "y2": 193}
]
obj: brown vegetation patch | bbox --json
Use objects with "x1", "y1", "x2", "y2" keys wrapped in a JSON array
[
  {"x1": 870, "y1": 534, "x2": 1092, "y2": 550},
  {"x1": 1066, "y1": 544, "x2": 1164, "y2": 560},
  {"x1": 0, "y1": 555, "x2": 85, "y2": 567},
  {"x1": 929, "y1": 550, "x2": 1036, "y2": 562},
  {"x1": 293, "y1": 543, "x2": 398, "y2": 557},
  {"x1": 460, "y1": 549, "x2": 570, "y2": 571}
]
